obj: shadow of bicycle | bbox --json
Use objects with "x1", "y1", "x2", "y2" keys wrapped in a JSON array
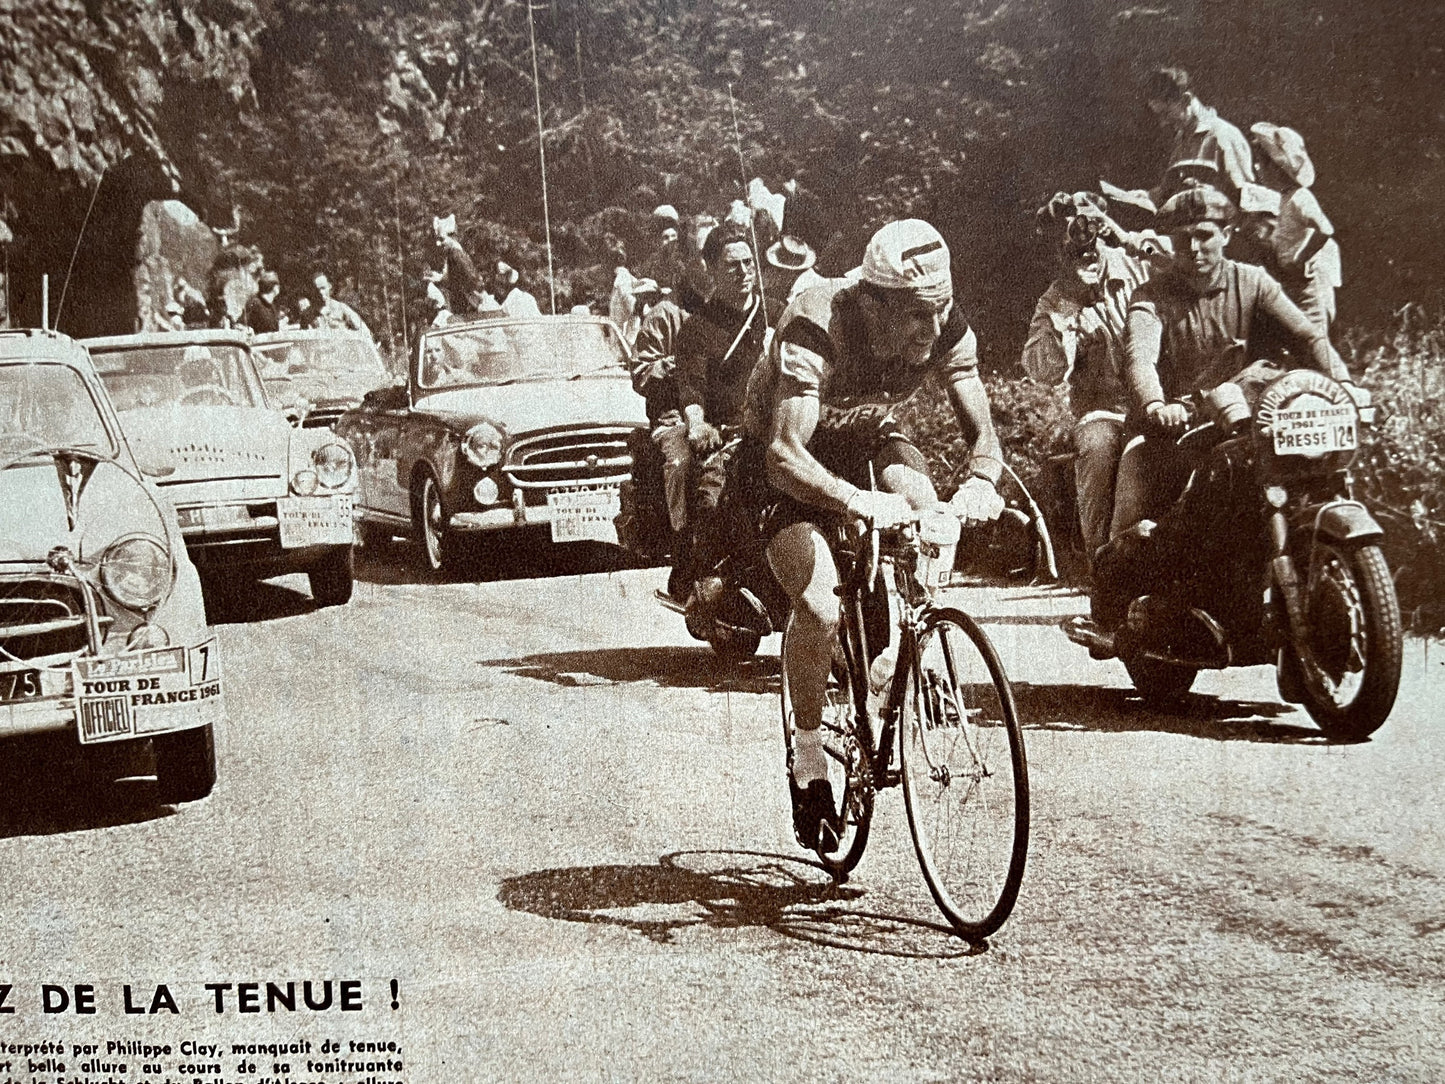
[{"x1": 498, "y1": 849, "x2": 983, "y2": 959}]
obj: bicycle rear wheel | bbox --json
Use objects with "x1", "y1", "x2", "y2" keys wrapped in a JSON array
[
  {"x1": 780, "y1": 619, "x2": 874, "y2": 879},
  {"x1": 899, "y1": 607, "x2": 1028, "y2": 939}
]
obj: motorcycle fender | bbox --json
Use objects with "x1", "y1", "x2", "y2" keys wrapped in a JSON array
[{"x1": 1306, "y1": 500, "x2": 1385, "y2": 546}]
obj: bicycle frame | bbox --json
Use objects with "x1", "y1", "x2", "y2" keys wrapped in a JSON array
[{"x1": 833, "y1": 521, "x2": 938, "y2": 794}]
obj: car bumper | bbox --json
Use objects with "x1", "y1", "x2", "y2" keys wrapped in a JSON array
[
  {"x1": 0, "y1": 640, "x2": 222, "y2": 742},
  {"x1": 181, "y1": 494, "x2": 356, "y2": 570},
  {"x1": 450, "y1": 485, "x2": 621, "y2": 545}
]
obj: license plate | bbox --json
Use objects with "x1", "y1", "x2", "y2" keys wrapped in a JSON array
[
  {"x1": 1273, "y1": 403, "x2": 1357, "y2": 456},
  {"x1": 278, "y1": 494, "x2": 354, "y2": 547},
  {"x1": 178, "y1": 504, "x2": 253, "y2": 531},
  {"x1": 0, "y1": 668, "x2": 61, "y2": 701},
  {"x1": 548, "y1": 486, "x2": 621, "y2": 544},
  {"x1": 72, "y1": 640, "x2": 223, "y2": 744}
]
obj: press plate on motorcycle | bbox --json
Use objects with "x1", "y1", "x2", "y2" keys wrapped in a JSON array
[{"x1": 1272, "y1": 397, "x2": 1357, "y2": 456}]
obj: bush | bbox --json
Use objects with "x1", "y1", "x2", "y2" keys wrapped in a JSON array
[{"x1": 1351, "y1": 310, "x2": 1445, "y2": 634}]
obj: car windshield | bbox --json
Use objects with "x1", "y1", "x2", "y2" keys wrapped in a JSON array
[
  {"x1": 254, "y1": 336, "x2": 385, "y2": 380},
  {"x1": 92, "y1": 343, "x2": 264, "y2": 410},
  {"x1": 417, "y1": 321, "x2": 627, "y2": 390},
  {"x1": 0, "y1": 362, "x2": 116, "y2": 457}
]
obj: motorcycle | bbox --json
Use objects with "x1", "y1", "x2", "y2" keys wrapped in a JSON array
[{"x1": 1064, "y1": 368, "x2": 1402, "y2": 740}]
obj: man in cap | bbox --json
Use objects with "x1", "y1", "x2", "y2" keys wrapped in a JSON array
[
  {"x1": 1248, "y1": 122, "x2": 1342, "y2": 335},
  {"x1": 735, "y1": 218, "x2": 1006, "y2": 847},
  {"x1": 1110, "y1": 182, "x2": 1350, "y2": 536},
  {"x1": 1143, "y1": 67, "x2": 1254, "y2": 204},
  {"x1": 1023, "y1": 193, "x2": 1151, "y2": 564}
]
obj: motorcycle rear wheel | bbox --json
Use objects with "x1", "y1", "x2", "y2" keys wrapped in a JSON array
[
  {"x1": 1288, "y1": 541, "x2": 1401, "y2": 741},
  {"x1": 1123, "y1": 656, "x2": 1198, "y2": 701}
]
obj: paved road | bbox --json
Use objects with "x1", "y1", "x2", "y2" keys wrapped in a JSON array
[{"x1": 2, "y1": 546, "x2": 1443, "y2": 1082}]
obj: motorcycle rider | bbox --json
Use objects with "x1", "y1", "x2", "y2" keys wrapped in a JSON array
[
  {"x1": 1111, "y1": 181, "x2": 1350, "y2": 538},
  {"x1": 735, "y1": 218, "x2": 1006, "y2": 847}
]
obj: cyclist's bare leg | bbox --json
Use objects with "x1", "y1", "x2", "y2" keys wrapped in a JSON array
[{"x1": 767, "y1": 521, "x2": 840, "y2": 785}]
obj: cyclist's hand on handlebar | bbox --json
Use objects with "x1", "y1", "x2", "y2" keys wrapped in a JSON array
[
  {"x1": 1145, "y1": 400, "x2": 1190, "y2": 438},
  {"x1": 845, "y1": 489, "x2": 915, "y2": 529},
  {"x1": 948, "y1": 475, "x2": 1005, "y2": 525}
]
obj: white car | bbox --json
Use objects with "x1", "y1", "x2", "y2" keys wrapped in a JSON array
[
  {"x1": 84, "y1": 329, "x2": 358, "y2": 607},
  {"x1": 0, "y1": 329, "x2": 220, "y2": 803}
]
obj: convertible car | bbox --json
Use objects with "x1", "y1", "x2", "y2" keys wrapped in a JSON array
[
  {"x1": 0, "y1": 329, "x2": 219, "y2": 803},
  {"x1": 336, "y1": 314, "x2": 648, "y2": 572},
  {"x1": 253, "y1": 328, "x2": 392, "y2": 429},
  {"x1": 84, "y1": 329, "x2": 358, "y2": 608}
]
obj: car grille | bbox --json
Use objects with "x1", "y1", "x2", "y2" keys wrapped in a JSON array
[
  {"x1": 503, "y1": 427, "x2": 635, "y2": 490},
  {"x1": 301, "y1": 407, "x2": 346, "y2": 429},
  {"x1": 0, "y1": 574, "x2": 95, "y2": 662}
]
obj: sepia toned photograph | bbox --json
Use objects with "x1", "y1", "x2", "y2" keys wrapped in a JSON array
[{"x1": 0, "y1": 1, "x2": 1441, "y2": 1080}]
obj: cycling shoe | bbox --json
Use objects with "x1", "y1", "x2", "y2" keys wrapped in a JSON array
[{"x1": 789, "y1": 777, "x2": 837, "y2": 852}]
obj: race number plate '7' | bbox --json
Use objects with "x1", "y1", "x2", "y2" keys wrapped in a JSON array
[
  {"x1": 1272, "y1": 402, "x2": 1358, "y2": 456},
  {"x1": 548, "y1": 485, "x2": 621, "y2": 545},
  {"x1": 72, "y1": 639, "x2": 223, "y2": 744}
]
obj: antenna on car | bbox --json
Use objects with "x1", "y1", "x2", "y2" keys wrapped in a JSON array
[
  {"x1": 54, "y1": 162, "x2": 108, "y2": 333},
  {"x1": 526, "y1": 0, "x2": 557, "y2": 314}
]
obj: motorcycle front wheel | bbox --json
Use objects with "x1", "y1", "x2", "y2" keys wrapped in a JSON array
[{"x1": 1286, "y1": 541, "x2": 1402, "y2": 741}]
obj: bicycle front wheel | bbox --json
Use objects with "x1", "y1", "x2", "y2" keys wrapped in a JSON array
[{"x1": 899, "y1": 607, "x2": 1028, "y2": 939}]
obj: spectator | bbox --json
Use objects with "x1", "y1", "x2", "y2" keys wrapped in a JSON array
[
  {"x1": 426, "y1": 213, "x2": 484, "y2": 316},
  {"x1": 1249, "y1": 122, "x2": 1342, "y2": 335},
  {"x1": 1143, "y1": 67, "x2": 1254, "y2": 204},
  {"x1": 765, "y1": 235, "x2": 820, "y2": 304},
  {"x1": 493, "y1": 261, "x2": 542, "y2": 318},
  {"x1": 311, "y1": 272, "x2": 371, "y2": 334},
  {"x1": 240, "y1": 271, "x2": 282, "y2": 333}
]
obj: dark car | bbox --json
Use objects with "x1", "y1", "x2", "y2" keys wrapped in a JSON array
[
  {"x1": 336, "y1": 314, "x2": 648, "y2": 572},
  {"x1": 253, "y1": 328, "x2": 392, "y2": 429}
]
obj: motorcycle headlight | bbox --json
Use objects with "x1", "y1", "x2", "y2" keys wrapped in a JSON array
[
  {"x1": 99, "y1": 535, "x2": 172, "y2": 611},
  {"x1": 312, "y1": 441, "x2": 354, "y2": 489},
  {"x1": 463, "y1": 422, "x2": 504, "y2": 469}
]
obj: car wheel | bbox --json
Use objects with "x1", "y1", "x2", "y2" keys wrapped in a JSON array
[
  {"x1": 416, "y1": 473, "x2": 451, "y2": 573},
  {"x1": 154, "y1": 724, "x2": 216, "y2": 804},
  {"x1": 309, "y1": 545, "x2": 355, "y2": 606}
]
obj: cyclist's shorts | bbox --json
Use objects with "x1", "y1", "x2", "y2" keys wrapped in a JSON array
[{"x1": 729, "y1": 411, "x2": 929, "y2": 542}]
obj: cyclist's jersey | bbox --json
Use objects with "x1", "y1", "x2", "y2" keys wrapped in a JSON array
[{"x1": 741, "y1": 278, "x2": 980, "y2": 443}]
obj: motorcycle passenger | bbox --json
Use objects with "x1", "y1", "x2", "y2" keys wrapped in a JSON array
[
  {"x1": 673, "y1": 223, "x2": 783, "y2": 612},
  {"x1": 630, "y1": 293, "x2": 692, "y2": 596},
  {"x1": 736, "y1": 218, "x2": 1005, "y2": 847},
  {"x1": 1022, "y1": 193, "x2": 1151, "y2": 564},
  {"x1": 1111, "y1": 182, "x2": 1350, "y2": 538}
]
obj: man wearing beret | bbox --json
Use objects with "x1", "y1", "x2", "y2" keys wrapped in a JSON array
[{"x1": 1110, "y1": 183, "x2": 1349, "y2": 536}]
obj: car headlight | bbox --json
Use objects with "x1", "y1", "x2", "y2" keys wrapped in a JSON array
[
  {"x1": 312, "y1": 441, "x2": 354, "y2": 489},
  {"x1": 292, "y1": 469, "x2": 319, "y2": 495},
  {"x1": 99, "y1": 535, "x2": 172, "y2": 611},
  {"x1": 463, "y1": 422, "x2": 504, "y2": 469}
]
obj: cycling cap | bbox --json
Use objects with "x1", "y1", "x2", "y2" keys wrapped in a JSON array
[
  {"x1": 859, "y1": 219, "x2": 952, "y2": 303},
  {"x1": 1157, "y1": 181, "x2": 1237, "y2": 229}
]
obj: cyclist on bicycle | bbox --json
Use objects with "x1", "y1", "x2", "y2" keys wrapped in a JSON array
[{"x1": 734, "y1": 218, "x2": 1007, "y2": 847}]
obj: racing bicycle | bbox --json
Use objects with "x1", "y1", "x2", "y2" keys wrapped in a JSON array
[{"x1": 780, "y1": 510, "x2": 1030, "y2": 940}]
